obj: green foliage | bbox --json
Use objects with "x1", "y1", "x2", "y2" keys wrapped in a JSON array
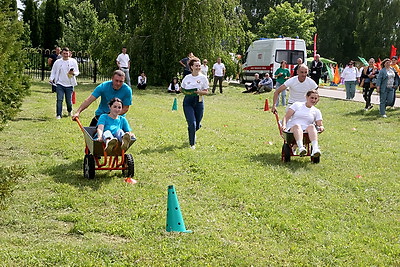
[
  {"x1": 0, "y1": 0, "x2": 30, "y2": 129},
  {"x1": 90, "y1": 14, "x2": 125, "y2": 77},
  {"x1": 257, "y1": 2, "x2": 316, "y2": 45},
  {"x1": 22, "y1": 0, "x2": 41, "y2": 47},
  {"x1": 0, "y1": 166, "x2": 25, "y2": 210},
  {"x1": 59, "y1": 0, "x2": 98, "y2": 52},
  {"x1": 42, "y1": 0, "x2": 62, "y2": 49}
]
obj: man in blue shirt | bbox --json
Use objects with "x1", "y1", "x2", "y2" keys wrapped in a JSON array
[{"x1": 72, "y1": 70, "x2": 132, "y2": 126}]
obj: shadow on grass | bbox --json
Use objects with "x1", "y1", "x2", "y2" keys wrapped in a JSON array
[
  {"x1": 344, "y1": 108, "x2": 400, "y2": 121},
  {"x1": 11, "y1": 117, "x2": 51, "y2": 122},
  {"x1": 139, "y1": 142, "x2": 189, "y2": 154},
  {"x1": 251, "y1": 152, "x2": 312, "y2": 171},
  {"x1": 45, "y1": 159, "x2": 114, "y2": 191}
]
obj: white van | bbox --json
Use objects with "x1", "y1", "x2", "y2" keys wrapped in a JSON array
[{"x1": 240, "y1": 38, "x2": 307, "y2": 83}]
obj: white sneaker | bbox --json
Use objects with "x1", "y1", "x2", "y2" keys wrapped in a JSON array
[
  {"x1": 68, "y1": 112, "x2": 72, "y2": 117},
  {"x1": 105, "y1": 138, "x2": 117, "y2": 154},
  {"x1": 56, "y1": 115, "x2": 61, "y2": 119},
  {"x1": 121, "y1": 133, "x2": 131, "y2": 151},
  {"x1": 311, "y1": 149, "x2": 321, "y2": 157},
  {"x1": 190, "y1": 145, "x2": 196, "y2": 150},
  {"x1": 382, "y1": 114, "x2": 387, "y2": 118},
  {"x1": 298, "y1": 146, "x2": 307, "y2": 157}
]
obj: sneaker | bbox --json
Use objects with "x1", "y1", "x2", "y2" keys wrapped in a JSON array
[
  {"x1": 311, "y1": 149, "x2": 321, "y2": 157},
  {"x1": 298, "y1": 146, "x2": 307, "y2": 157},
  {"x1": 367, "y1": 105, "x2": 373, "y2": 110},
  {"x1": 56, "y1": 115, "x2": 61, "y2": 119},
  {"x1": 105, "y1": 138, "x2": 117, "y2": 154},
  {"x1": 68, "y1": 112, "x2": 72, "y2": 117},
  {"x1": 382, "y1": 114, "x2": 387, "y2": 118},
  {"x1": 121, "y1": 133, "x2": 131, "y2": 151},
  {"x1": 190, "y1": 145, "x2": 196, "y2": 150}
]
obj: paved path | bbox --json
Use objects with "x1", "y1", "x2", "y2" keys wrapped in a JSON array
[{"x1": 318, "y1": 86, "x2": 400, "y2": 108}]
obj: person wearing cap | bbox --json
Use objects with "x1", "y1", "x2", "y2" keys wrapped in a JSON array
[
  {"x1": 376, "y1": 58, "x2": 399, "y2": 117},
  {"x1": 341, "y1": 60, "x2": 360, "y2": 100}
]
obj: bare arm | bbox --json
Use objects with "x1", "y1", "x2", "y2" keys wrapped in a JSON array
[
  {"x1": 271, "y1": 84, "x2": 287, "y2": 113},
  {"x1": 281, "y1": 108, "x2": 295, "y2": 131},
  {"x1": 96, "y1": 124, "x2": 105, "y2": 142},
  {"x1": 121, "y1": 105, "x2": 130, "y2": 115},
  {"x1": 72, "y1": 95, "x2": 97, "y2": 120},
  {"x1": 315, "y1": 120, "x2": 324, "y2": 132}
]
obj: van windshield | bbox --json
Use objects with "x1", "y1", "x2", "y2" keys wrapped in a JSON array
[{"x1": 275, "y1": 50, "x2": 304, "y2": 65}]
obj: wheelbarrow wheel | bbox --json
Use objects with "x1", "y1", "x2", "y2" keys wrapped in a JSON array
[
  {"x1": 83, "y1": 154, "x2": 95, "y2": 179},
  {"x1": 122, "y1": 154, "x2": 134, "y2": 177},
  {"x1": 282, "y1": 144, "x2": 291, "y2": 162}
]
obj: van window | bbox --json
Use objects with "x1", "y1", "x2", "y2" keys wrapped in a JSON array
[{"x1": 275, "y1": 50, "x2": 304, "y2": 65}]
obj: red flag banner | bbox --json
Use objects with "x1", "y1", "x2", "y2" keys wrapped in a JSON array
[{"x1": 390, "y1": 45, "x2": 397, "y2": 59}]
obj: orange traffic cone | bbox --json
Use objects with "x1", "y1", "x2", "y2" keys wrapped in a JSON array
[{"x1": 264, "y1": 99, "x2": 269, "y2": 111}]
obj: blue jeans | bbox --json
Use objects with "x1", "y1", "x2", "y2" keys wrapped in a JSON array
[
  {"x1": 103, "y1": 129, "x2": 125, "y2": 141},
  {"x1": 56, "y1": 84, "x2": 73, "y2": 117},
  {"x1": 183, "y1": 95, "x2": 204, "y2": 146},
  {"x1": 345, "y1": 81, "x2": 357, "y2": 99},
  {"x1": 276, "y1": 82, "x2": 286, "y2": 106},
  {"x1": 379, "y1": 87, "x2": 395, "y2": 115}
]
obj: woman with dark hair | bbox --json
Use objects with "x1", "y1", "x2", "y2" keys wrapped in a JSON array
[
  {"x1": 167, "y1": 77, "x2": 180, "y2": 93},
  {"x1": 360, "y1": 58, "x2": 378, "y2": 110},
  {"x1": 274, "y1": 60, "x2": 290, "y2": 106},
  {"x1": 96, "y1": 97, "x2": 136, "y2": 153},
  {"x1": 376, "y1": 58, "x2": 399, "y2": 117},
  {"x1": 181, "y1": 57, "x2": 209, "y2": 149},
  {"x1": 137, "y1": 71, "x2": 147, "y2": 89}
]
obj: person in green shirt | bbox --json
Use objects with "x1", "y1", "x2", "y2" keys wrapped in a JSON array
[{"x1": 274, "y1": 60, "x2": 291, "y2": 106}]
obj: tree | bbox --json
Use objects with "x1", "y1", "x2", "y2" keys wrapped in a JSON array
[
  {"x1": 22, "y1": 0, "x2": 41, "y2": 47},
  {"x1": 257, "y1": 2, "x2": 316, "y2": 45},
  {"x1": 60, "y1": 0, "x2": 98, "y2": 52},
  {"x1": 42, "y1": 0, "x2": 62, "y2": 49},
  {"x1": 0, "y1": 0, "x2": 30, "y2": 129}
]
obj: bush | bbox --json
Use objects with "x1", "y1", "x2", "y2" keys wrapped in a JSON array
[
  {"x1": 0, "y1": 166, "x2": 25, "y2": 210},
  {"x1": 0, "y1": 2, "x2": 30, "y2": 129}
]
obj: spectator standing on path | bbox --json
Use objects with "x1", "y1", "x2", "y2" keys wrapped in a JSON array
[
  {"x1": 389, "y1": 56, "x2": 400, "y2": 107},
  {"x1": 137, "y1": 71, "x2": 147, "y2": 90},
  {"x1": 181, "y1": 57, "x2": 209, "y2": 149},
  {"x1": 360, "y1": 58, "x2": 378, "y2": 110},
  {"x1": 310, "y1": 54, "x2": 323, "y2": 85},
  {"x1": 116, "y1": 47, "x2": 131, "y2": 87},
  {"x1": 271, "y1": 64, "x2": 318, "y2": 113},
  {"x1": 212, "y1": 57, "x2": 226, "y2": 94},
  {"x1": 376, "y1": 58, "x2": 399, "y2": 118},
  {"x1": 50, "y1": 47, "x2": 79, "y2": 119},
  {"x1": 292, "y1": 58, "x2": 303, "y2": 77},
  {"x1": 180, "y1": 52, "x2": 194, "y2": 78},
  {"x1": 48, "y1": 46, "x2": 62, "y2": 93},
  {"x1": 200, "y1": 59, "x2": 209, "y2": 77},
  {"x1": 72, "y1": 70, "x2": 132, "y2": 126},
  {"x1": 274, "y1": 60, "x2": 291, "y2": 106},
  {"x1": 341, "y1": 60, "x2": 360, "y2": 100}
]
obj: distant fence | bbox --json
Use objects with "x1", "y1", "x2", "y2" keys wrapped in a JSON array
[{"x1": 24, "y1": 48, "x2": 109, "y2": 83}]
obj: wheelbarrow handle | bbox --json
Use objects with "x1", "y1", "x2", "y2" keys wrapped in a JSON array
[{"x1": 74, "y1": 117, "x2": 86, "y2": 134}]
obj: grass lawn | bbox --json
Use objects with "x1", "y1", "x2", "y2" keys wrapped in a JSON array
[{"x1": 0, "y1": 81, "x2": 399, "y2": 266}]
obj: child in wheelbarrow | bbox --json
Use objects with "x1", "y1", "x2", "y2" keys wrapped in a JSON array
[
  {"x1": 96, "y1": 97, "x2": 136, "y2": 153},
  {"x1": 281, "y1": 90, "x2": 324, "y2": 157}
]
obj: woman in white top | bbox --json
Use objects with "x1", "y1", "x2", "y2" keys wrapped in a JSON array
[
  {"x1": 281, "y1": 90, "x2": 324, "y2": 157},
  {"x1": 341, "y1": 60, "x2": 360, "y2": 99},
  {"x1": 200, "y1": 59, "x2": 209, "y2": 77},
  {"x1": 181, "y1": 57, "x2": 209, "y2": 149},
  {"x1": 137, "y1": 71, "x2": 147, "y2": 89}
]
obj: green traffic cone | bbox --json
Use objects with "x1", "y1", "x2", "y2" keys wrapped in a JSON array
[
  {"x1": 172, "y1": 98, "x2": 178, "y2": 111},
  {"x1": 166, "y1": 185, "x2": 192, "y2": 233}
]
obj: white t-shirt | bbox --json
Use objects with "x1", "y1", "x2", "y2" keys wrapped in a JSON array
[
  {"x1": 201, "y1": 64, "x2": 209, "y2": 76},
  {"x1": 116, "y1": 53, "x2": 130, "y2": 68},
  {"x1": 341, "y1": 66, "x2": 360, "y2": 81},
  {"x1": 283, "y1": 76, "x2": 318, "y2": 104},
  {"x1": 50, "y1": 58, "x2": 79, "y2": 87},
  {"x1": 212, "y1": 63, "x2": 225, "y2": 77},
  {"x1": 181, "y1": 74, "x2": 209, "y2": 90},
  {"x1": 168, "y1": 83, "x2": 180, "y2": 91},
  {"x1": 286, "y1": 102, "x2": 323, "y2": 131}
]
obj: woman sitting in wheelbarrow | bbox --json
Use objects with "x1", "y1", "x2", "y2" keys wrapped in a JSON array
[
  {"x1": 96, "y1": 97, "x2": 136, "y2": 154},
  {"x1": 281, "y1": 90, "x2": 324, "y2": 157}
]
